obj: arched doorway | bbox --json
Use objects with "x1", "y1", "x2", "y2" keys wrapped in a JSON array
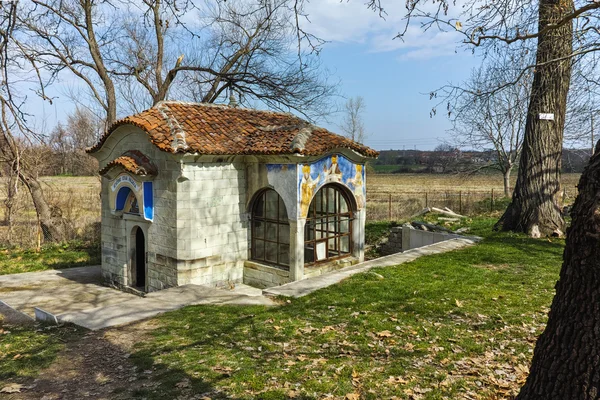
[{"x1": 131, "y1": 226, "x2": 146, "y2": 289}]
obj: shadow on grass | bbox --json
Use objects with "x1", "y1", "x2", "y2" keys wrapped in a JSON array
[
  {"x1": 130, "y1": 310, "x2": 325, "y2": 400},
  {"x1": 125, "y1": 223, "x2": 566, "y2": 398},
  {"x1": 0, "y1": 323, "x2": 84, "y2": 385}
]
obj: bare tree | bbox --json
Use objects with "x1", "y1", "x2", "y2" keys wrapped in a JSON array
[
  {"x1": 288, "y1": 0, "x2": 600, "y2": 396},
  {"x1": 340, "y1": 96, "x2": 367, "y2": 143},
  {"x1": 20, "y1": 0, "x2": 336, "y2": 125},
  {"x1": 451, "y1": 54, "x2": 530, "y2": 197},
  {"x1": 49, "y1": 108, "x2": 100, "y2": 175},
  {"x1": 0, "y1": 2, "x2": 69, "y2": 242},
  {"x1": 350, "y1": 0, "x2": 600, "y2": 237}
]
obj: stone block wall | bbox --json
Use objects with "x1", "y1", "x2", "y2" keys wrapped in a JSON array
[
  {"x1": 243, "y1": 261, "x2": 291, "y2": 289},
  {"x1": 97, "y1": 127, "x2": 179, "y2": 292},
  {"x1": 174, "y1": 159, "x2": 248, "y2": 287},
  {"x1": 379, "y1": 226, "x2": 403, "y2": 256},
  {"x1": 379, "y1": 225, "x2": 462, "y2": 256}
]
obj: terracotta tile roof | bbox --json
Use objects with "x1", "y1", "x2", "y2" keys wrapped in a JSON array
[
  {"x1": 87, "y1": 102, "x2": 378, "y2": 158},
  {"x1": 98, "y1": 150, "x2": 158, "y2": 176}
]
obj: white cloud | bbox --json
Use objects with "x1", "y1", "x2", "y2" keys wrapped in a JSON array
[{"x1": 302, "y1": 0, "x2": 467, "y2": 60}]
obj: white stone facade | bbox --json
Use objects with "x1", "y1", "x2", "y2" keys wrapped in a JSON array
[{"x1": 93, "y1": 125, "x2": 371, "y2": 292}]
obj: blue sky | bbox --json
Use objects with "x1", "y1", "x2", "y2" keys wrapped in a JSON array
[
  {"x1": 318, "y1": 42, "x2": 478, "y2": 151},
  {"x1": 302, "y1": 0, "x2": 480, "y2": 151},
  {"x1": 28, "y1": 0, "x2": 481, "y2": 151}
]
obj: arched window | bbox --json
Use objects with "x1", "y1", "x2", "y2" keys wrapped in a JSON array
[
  {"x1": 251, "y1": 189, "x2": 290, "y2": 268},
  {"x1": 304, "y1": 184, "x2": 353, "y2": 265}
]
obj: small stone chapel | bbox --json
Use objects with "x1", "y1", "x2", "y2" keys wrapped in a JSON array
[{"x1": 88, "y1": 101, "x2": 378, "y2": 292}]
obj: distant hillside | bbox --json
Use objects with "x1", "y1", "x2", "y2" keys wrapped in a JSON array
[{"x1": 371, "y1": 148, "x2": 590, "y2": 174}]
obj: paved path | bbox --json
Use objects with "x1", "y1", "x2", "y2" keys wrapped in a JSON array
[
  {"x1": 0, "y1": 237, "x2": 478, "y2": 330},
  {"x1": 0, "y1": 266, "x2": 274, "y2": 330},
  {"x1": 263, "y1": 237, "x2": 479, "y2": 298}
]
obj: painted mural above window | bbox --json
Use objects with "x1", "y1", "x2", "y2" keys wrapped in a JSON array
[{"x1": 298, "y1": 154, "x2": 365, "y2": 218}]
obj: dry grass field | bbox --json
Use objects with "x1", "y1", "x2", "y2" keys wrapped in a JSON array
[
  {"x1": 0, "y1": 176, "x2": 100, "y2": 247},
  {"x1": 367, "y1": 172, "x2": 580, "y2": 193},
  {"x1": 0, "y1": 173, "x2": 582, "y2": 246},
  {"x1": 366, "y1": 172, "x2": 581, "y2": 221}
]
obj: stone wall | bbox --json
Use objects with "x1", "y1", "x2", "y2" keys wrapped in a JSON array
[
  {"x1": 379, "y1": 225, "x2": 462, "y2": 256},
  {"x1": 379, "y1": 226, "x2": 404, "y2": 256},
  {"x1": 95, "y1": 132, "x2": 372, "y2": 292},
  {"x1": 174, "y1": 158, "x2": 248, "y2": 288},
  {"x1": 96, "y1": 126, "x2": 179, "y2": 291},
  {"x1": 243, "y1": 261, "x2": 291, "y2": 289}
]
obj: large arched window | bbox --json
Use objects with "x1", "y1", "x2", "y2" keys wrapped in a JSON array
[
  {"x1": 251, "y1": 189, "x2": 290, "y2": 268},
  {"x1": 304, "y1": 184, "x2": 353, "y2": 265}
]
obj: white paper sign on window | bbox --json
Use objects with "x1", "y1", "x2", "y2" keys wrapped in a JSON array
[{"x1": 316, "y1": 241, "x2": 327, "y2": 260}]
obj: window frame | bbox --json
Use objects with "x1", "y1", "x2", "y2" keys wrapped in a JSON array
[
  {"x1": 250, "y1": 189, "x2": 290, "y2": 269},
  {"x1": 304, "y1": 184, "x2": 353, "y2": 266}
]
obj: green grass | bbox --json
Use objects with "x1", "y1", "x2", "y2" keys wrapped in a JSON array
[
  {"x1": 0, "y1": 241, "x2": 100, "y2": 275},
  {"x1": 0, "y1": 323, "x2": 83, "y2": 386},
  {"x1": 129, "y1": 219, "x2": 563, "y2": 399}
]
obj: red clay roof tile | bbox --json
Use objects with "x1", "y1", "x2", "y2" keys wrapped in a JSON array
[
  {"x1": 88, "y1": 102, "x2": 378, "y2": 158},
  {"x1": 98, "y1": 150, "x2": 158, "y2": 176}
]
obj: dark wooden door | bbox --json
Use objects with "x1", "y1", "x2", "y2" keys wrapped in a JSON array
[{"x1": 135, "y1": 227, "x2": 145, "y2": 289}]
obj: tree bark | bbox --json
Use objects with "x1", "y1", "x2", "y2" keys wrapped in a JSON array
[
  {"x1": 495, "y1": 0, "x2": 572, "y2": 237},
  {"x1": 517, "y1": 144, "x2": 600, "y2": 399},
  {"x1": 503, "y1": 166, "x2": 512, "y2": 198},
  {"x1": 18, "y1": 170, "x2": 67, "y2": 242}
]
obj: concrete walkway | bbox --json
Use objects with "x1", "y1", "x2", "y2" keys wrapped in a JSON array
[
  {"x1": 263, "y1": 237, "x2": 479, "y2": 298},
  {"x1": 0, "y1": 237, "x2": 478, "y2": 330},
  {"x1": 0, "y1": 266, "x2": 274, "y2": 330}
]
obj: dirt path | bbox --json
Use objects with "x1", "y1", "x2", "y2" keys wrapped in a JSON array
[{"x1": 8, "y1": 321, "x2": 161, "y2": 400}]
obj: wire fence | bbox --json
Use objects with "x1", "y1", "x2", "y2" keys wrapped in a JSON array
[
  {"x1": 0, "y1": 175, "x2": 578, "y2": 247},
  {"x1": 366, "y1": 188, "x2": 576, "y2": 222}
]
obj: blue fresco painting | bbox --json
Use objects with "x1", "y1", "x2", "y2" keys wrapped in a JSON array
[{"x1": 297, "y1": 154, "x2": 365, "y2": 218}]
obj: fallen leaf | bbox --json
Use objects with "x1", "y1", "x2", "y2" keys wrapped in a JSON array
[
  {"x1": 345, "y1": 393, "x2": 360, "y2": 400},
  {"x1": 175, "y1": 380, "x2": 190, "y2": 388},
  {"x1": 455, "y1": 299, "x2": 463, "y2": 307},
  {"x1": 1, "y1": 383, "x2": 24, "y2": 393},
  {"x1": 377, "y1": 330, "x2": 393, "y2": 338},
  {"x1": 387, "y1": 376, "x2": 408, "y2": 385}
]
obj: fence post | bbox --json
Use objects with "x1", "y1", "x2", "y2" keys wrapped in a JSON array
[
  {"x1": 425, "y1": 192, "x2": 428, "y2": 208},
  {"x1": 491, "y1": 188, "x2": 495, "y2": 212},
  {"x1": 37, "y1": 218, "x2": 41, "y2": 252},
  {"x1": 388, "y1": 193, "x2": 392, "y2": 220},
  {"x1": 459, "y1": 191, "x2": 462, "y2": 214}
]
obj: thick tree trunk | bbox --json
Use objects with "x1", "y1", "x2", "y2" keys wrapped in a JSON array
[
  {"x1": 496, "y1": 0, "x2": 572, "y2": 237},
  {"x1": 517, "y1": 145, "x2": 600, "y2": 399},
  {"x1": 503, "y1": 167, "x2": 512, "y2": 198},
  {"x1": 18, "y1": 171, "x2": 67, "y2": 242}
]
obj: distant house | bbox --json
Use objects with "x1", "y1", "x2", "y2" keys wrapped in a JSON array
[{"x1": 88, "y1": 102, "x2": 378, "y2": 292}]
